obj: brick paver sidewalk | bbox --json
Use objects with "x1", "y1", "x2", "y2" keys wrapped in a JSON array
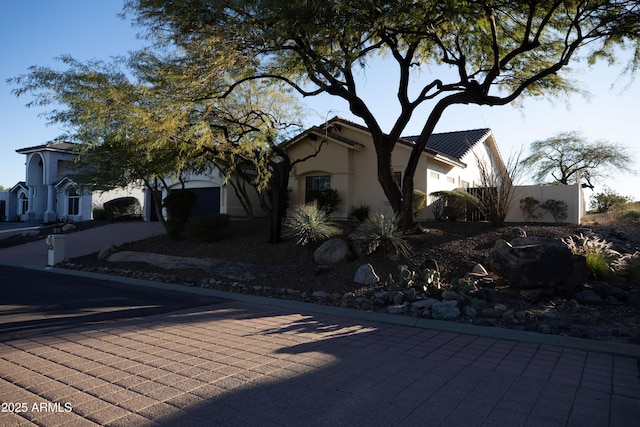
[{"x1": 1, "y1": 300, "x2": 639, "y2": 426}]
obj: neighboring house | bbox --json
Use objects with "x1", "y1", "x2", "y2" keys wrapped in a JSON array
[
  {"x1": 0, "y1": 141, "x2": 261, "y2": 223},
  {"x1": 283, "y1": 117, "x2": 584, "y2": 223}
]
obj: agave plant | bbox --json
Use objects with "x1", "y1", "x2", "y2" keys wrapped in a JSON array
[
  {"x1": 350, "y1": 213, "x2": 410, "y2": 258},
  {"x1": 284, "y1": 202, "x2": 340, "y2": 246}
]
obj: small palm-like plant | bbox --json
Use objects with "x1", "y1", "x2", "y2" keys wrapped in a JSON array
[
  {"x1": 351, "y1": 213, "x2": 410, "y2": 257},
  {"x1": 284, "y1": 202, "x2": 340, "y2": 246}
]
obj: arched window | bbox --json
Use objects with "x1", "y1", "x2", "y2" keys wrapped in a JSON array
[
  {"x1": 67, "y1": 187, "x2": 80, "y2": 216},
  {"x1": 20, "y1": 192, "x2": 28, "y2": 214}
]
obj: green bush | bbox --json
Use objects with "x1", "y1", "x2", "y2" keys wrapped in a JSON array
[
  {"x1": 162, "y1": 190, "x2": 197, "y2": 240},
  {"x1": 350, "y1": 213, "x2": 410, "y2": 257},
  {"x1": 309, "y1": 188, "x2": 340, "y2": 215},
  {"x1": 541, "y1": 199, "x2": 568, "y2": 222},
  {"x1": 589, "y1": 189, "x2": 631, "y2": 213},
  {"x1": 429, "y1": 190, "x2": 479, "y2": 221},
  {"x1": 350, "y1": 203, "x2": 370, "y2": 222},
  {"x1": 185, "y1": 214, "x2": 230, "y2": 243},
  {"x1": 412, "y1": 190, "x2": 427, "y2": 217},
  {"x1": 103, "y1": 197, "x2": 142, "y2": 221},
  {"x1": 284, "y1": 202, "x2": 340, "y2": 246}
]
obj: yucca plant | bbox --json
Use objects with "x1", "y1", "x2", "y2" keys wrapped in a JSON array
[
  {"x1": 284, "y1": 202, "x2": 340, "y2": 246},
  {"x1": 350, "y1": 213, "x2": 410, "y2": 258}
]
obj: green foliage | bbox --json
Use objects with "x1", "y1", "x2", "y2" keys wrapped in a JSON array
[
  {"x1": 589, "y1": 189, "x2": 631, "y2": 213},
  {"x1": 284, "y1": 202, "x2": 340, "y2": 246},
  {"x1": 350, "y1": 213, "x2": 410, "y2": 258},
  {"x1": 103, "y1": 197, "x2": 142, "y2": 221},
  {"x1": 350, "y1": 203, "x2": 370, "y2": 222},
  {"x1": 450, "y1": 278, "x2": 488, "y2": 310},
  {"x1": 519, "y1": 196, "x2": 541, "y2": 221},
  {"x1": 521, "y1": 132, "x2": 634, "y2": 188},
  {"x1": 127, "y1": 0, "x2": 640, "y2": 231},
  {"x1": 540, "y1": 199, "x2": 568, "y2": 222},
  {"x1": 185, "y1": 214, "x2": 230, "y2": 243},
  {"x1": 430, "y1": 190, "x2": 479, "y2": 221},
  {"x1": 162, "y1": 190, "x2": 197, "y2": 239},
  {"x1": 609, "y1": 202, "x2": 640, "y2": 222},
  {"x1": 309, "y1": 188, "x2": 340, "y2": 215},
  {"x1": 563, "y1": 234, "x2": 618, "y2": 281},
  {"x1": 412, "y1": 190, "x2": 427, "y2": 217},
  {"x1": 387, "y1": 264, "x2": 441, "y2": 293}
]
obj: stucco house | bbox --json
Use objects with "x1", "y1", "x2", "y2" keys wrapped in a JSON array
[
  {"x1": 0, "y1": 141, "x2": 261, "y2": 223},
  {"x1": 283, "y1": 117, "x2": 506, "y2": 220},
  {"x1": 283, "y1": 117, "x2": 584, "y2": 223}
]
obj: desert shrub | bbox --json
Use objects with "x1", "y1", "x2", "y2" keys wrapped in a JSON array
[
  {"x1": 541, "y1": 199, "x2": 568, "y2": 222},
  {"x1": 284, "y1": 202, "x2": 340, "y2": 246},
  {"x1": 308, "y1": 188, "x2": 340, "y2": 215},
  {"x1": 412, "y1": 190, "x2": 427, "y2": 217},
  {"x1": 609, "y1": 202, "x2": 640, "y2": 222},
  {"x1": 589, "y1": 189, "x2": 631, "y2": 213},
  {"x1": 429, "y1": 190, "x2": 479, "y2": 221},
  {"x1": 613, "y1": 251, "x2": 640, "y2": 285},
  {"x1": 350, "y1": 213, "x2": 410, "y2": 257},
  {"x1": 350, "y1": 203, "x2": 370, "y2": 222},
  {"x1": 563, "y1": 234, "x2": 618, "y2": 281},
  {"x1": 185, "y1": 214, "x2": 230, "y2": 243},
  {"x1": 519, "y1": 196, "x2": 541, "y2": 221},
  {"x1": 162, "y1": 190, "x2": 198, "y2": 240},
  {"x1": 92, "y1": 206, "x2": 107, "y2": 221},
  {"x1": 387, "y1": 264, "x2": 441, "y2": 293},
  {"x1": 103, "y1": 197, "x2": 142, "y2": 221}
]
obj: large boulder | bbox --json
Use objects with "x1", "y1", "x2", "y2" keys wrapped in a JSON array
[
  {"x1": 353, "y1": 263, "x2": 379, "y2": 285},
  {"x1": 489, "y1": 238, "x2": 588, "y2": 292},
  {"x1": 314, "y1": 238, "x2": 351, "y2": 264}
]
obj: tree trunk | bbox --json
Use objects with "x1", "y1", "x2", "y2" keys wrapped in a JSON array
[{"x1": 264, "y1": 152, "x2": 291, "y2": 243}]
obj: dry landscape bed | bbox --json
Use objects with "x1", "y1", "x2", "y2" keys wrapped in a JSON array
[{"x1": 62, "y1": 213, "x2": 640, "y2": 344}]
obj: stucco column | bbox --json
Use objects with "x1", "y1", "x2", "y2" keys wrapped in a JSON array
[
  {"x1": 44, "y1": 184, "x2": 57, "y2": 223},
  {"x1": 26, "y1": 187, "x2": 36, "y2": 221}
]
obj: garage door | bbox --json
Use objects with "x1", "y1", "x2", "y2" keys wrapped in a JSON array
[{"x1": 189, "y1": 187, "x2": 221, "y2": 217}]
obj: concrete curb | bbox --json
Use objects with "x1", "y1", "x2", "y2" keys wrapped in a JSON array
[{"x1": 38, "y1": 264, "x2": 640, "y2": 358}]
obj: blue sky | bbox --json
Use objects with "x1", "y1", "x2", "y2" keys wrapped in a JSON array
[{"x1": 1, "y1": 1, "x2": 638, "y2": 202}]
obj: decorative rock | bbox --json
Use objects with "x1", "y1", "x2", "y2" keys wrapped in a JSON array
[
  {"x1": 411, "y1": 298, "x2": 439, "y2": 310},
  {"x1": 312, "y1": 291, "x2": 329, "y2": 299},
  {"x1": 387, "y1": 304, "x2": 410, "y2": 314},
  {"x1": 489, "y1": 238, "x2": 588, "y2": 292},
  {"x1": 574, "y1": 290, "x2": 603, "y2": 305},
  {"x1": 353, "y1": 263, "x2": 380, "y2": 285},
  {"x1": 314, "y1": 238, "x2": 351, "y2": 264},
  {"x1": 441, "y1": 290, "x2": 462, "y2": 301},
  {"x1": 393, "y1": 292, "x2": 405, "y2": 305},
  {"x1": 98, "y1": 244, "x2": 118, "y2": 261},
  {"x1": 62, "y1": 223, "x2": 77, "y2": 232},
  {"x1": 511, "y1": 227, "x2": 527, "y2": 238},
  {"x1": 431, "y1": 300, "x2": 460, "y2": 319},
  {"x1": 471, "y1": 263, "x2": 488, "y2": 276},
  {"x1": 463, "y1": 305, "x2": 477, "y2": 318}
]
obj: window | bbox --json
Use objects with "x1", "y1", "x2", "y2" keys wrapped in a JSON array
[
  {"x1": 393, "y1": 171, "x2": 402, "y2": 188},
  {"x1": 305, "y1": 175, "x2": 330, "y2": 203},
  {"x1": 460, "y1": 180, "x2": 470, "y2": 188},
  {"x1": 447, "y1": 176, "x2": 456, "y2": 184},
  {"x1": 430, "y1": 171, "x2": 440, "y2": 180},
  {"x1": 20, "y1": 193, "x2": 28, "y2": 214},
  {"x1": 68, "y1": 188, "x2": 80, "y2": 216}
]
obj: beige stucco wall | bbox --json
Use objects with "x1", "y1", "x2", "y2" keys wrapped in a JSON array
[
  {"x1": 506, "y1": 184, "x2": 585, "y2": 224},
  {"x1": 286, "y1": 124, "x2": 479, "y2": 220}
]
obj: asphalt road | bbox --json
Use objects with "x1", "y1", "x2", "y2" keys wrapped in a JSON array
[{"x1": 0, "y1": 266, "x2": 228, "y2": 341}]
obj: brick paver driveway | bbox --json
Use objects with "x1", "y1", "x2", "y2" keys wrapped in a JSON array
[{"x1": 2, "y1": 299, "x2": 639, "y2": 426}]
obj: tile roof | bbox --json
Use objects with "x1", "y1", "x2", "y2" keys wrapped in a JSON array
[
  {"x1": 16, "y1": 141, "x2": 78, "y2": 154},
  {"x1": 401, "y1": 128, "x2": 492, "y2": 161}
]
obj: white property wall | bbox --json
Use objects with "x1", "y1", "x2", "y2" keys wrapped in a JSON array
[
  {"x1": 505, "y1": 184, "x2": 585, "y2": 224},
  {"x1": 91, "y1": 185, "x2": 146, "y2": 220}
]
